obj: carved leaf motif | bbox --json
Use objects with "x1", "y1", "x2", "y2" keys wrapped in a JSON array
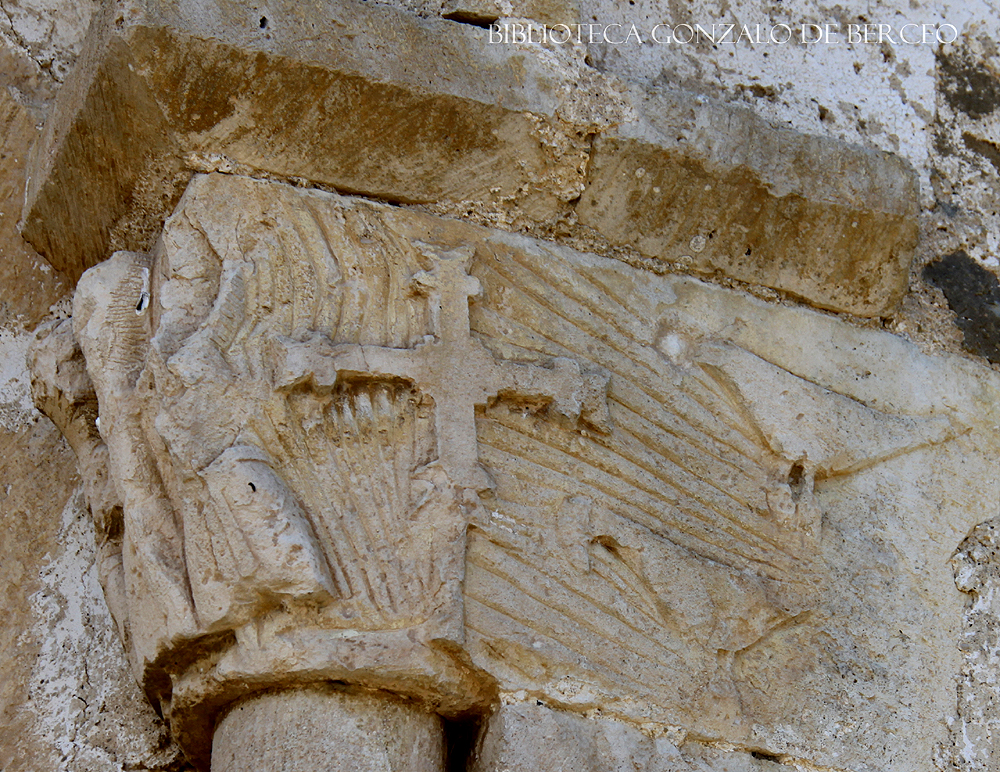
[{"x1": 191, "y1": 444, "x2": 337, "y2": 629}]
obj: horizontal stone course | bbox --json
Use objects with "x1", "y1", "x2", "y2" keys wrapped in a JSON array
[
  {"x1": 21, "y1": 0, "x2": 918, "y2": 316},
  {"x1": 577, "y1": 86, "x2": 920, "y2": 316}
]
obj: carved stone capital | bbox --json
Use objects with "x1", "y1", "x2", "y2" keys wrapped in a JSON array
[
  {"x1": 31, "y1": 170, "x2": 967, "y2": 771},
  {"x1": 31, "y1": 172, "x2": 618, "y2": 766}
]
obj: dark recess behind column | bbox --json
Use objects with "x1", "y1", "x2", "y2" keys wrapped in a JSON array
[{"x1": 924, "y1": 250, "x2": 1000, "y2": 364}]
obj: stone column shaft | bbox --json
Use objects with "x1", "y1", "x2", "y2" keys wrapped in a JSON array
[{"x1": 211, "y1": 688, "x2": 445, "y2": 772}]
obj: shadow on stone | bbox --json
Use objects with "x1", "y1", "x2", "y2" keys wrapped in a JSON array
[
  {"x1": 924, "y1": 250, "x2": 1000, "y2": 363},
  {"x1": 444, "y1": 714, "x2": 483, "y2": 772}
]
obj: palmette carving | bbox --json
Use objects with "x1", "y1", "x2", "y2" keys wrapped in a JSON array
[
  {"x1": 32, "y1": 175, "x2": 613, "y2": 747},
  {"x1": 67, "y1": 195, "x2": 470, "y2": 668},
  {"x1": 268, "y1": 244, "x2": 611, "y2": 494},
  {"x1": 31, "y1": 173, "x2": 965, "y2": 770}
]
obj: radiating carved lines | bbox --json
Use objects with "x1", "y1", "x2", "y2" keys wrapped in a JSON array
[
  {"x1": 488, "y1": 244, "x2": 763, "y2": 445},
  {"x1": 463, "y1": 591, "x2": 684, "y2": 718},
  {"x1": 479, "y1": 429, "x2": 801, "y2": 584},
  {"x1": 475, "y1": 301, "x2": 762, "y2": 479},
  {"x1": 477, "y1": 468, "x2": 680, "y2": 634},
  {"x1": 469, "y1": 544, "x2": 689, "y2": 673},
  {"x1": 173, "y1": 193, "x2": 449, "y2": 628},
  {"x1": 251, "y1": 382, "x2": 442, "y2": 630},
  {"x1": 472, "y1": 261, "x2": 763, "y2": 469},
  {"x1": 463, "y1": 239, "x2": 826, "y2": 706},
  {"x1": 221, "y1": 194, "x2": 432, "y2": 360},
  {"x1": 464, "y1": 539, "x2": 693, "y2": 699},
  {"x1": 471, "y1": 255, "x2": 810, "y2": 577}
]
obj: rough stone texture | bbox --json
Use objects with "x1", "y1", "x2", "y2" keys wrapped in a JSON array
[
  {"x1": 457, "y1": 217, "x2": 990, "y2": 772},
  {"x1": 471, "y1": 703, "x2": 786, "y2": 772},
  {"x1": 211, "y1": 688, "x2": 445, "y2": 772},
  {"x1": 7, "y1": 0, "x2": 1000, "y2": 770},
  {"x1": 0, "y1": 0, "x2": 98, "y2": 103},
  {"x1": 576, "y1": 85, "x2": 920, "y2": 316},
  {"x1": 39, "y1": 173, "x2": 509, "y2": 768},
  {"x1": 19, "y1": 0, "x2": 919, "y2": 317},
  {"x1": 21, "y1": 0, "x2": 620, "y2": 280},
  {"x1": 0, "y1": 403, "x2": 79, "y2": 772},
  {"x1": 927, "y1": 33, "x2": 1000, "y2": 298},
  {"x1": 0, "y1": 90, "x2": 68, "y2": 329},
  {"x1": 0, "y1": 1, "x2": 193, "y2": 767},
  {"x1": 1, "y1": 313, "x2": 187, "y2": 772},
  {"x1": 0, "y1": 0, "x2": 98, "y2": 86},
  {"x1": 30, "y1": 172, "x2": 1000, "y2": 771},
  {"x1": 441, "y1": 0, "x2": 579, "y2": 27},
  {"x1": 11, "y1": 488, "x2": 189, "y2": 772}
]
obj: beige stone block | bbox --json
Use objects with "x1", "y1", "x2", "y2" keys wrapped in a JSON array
[
  {"x1": 576, "y1": 86, "x2": 920, "y2": 317},
  {"x1": 21, "y1": 0, "x2": 610, "y2": 280},
  {"x1": 0, "y1": 89, "x2": 68, "y2": 327},
  {"x1": 211, "y1": 687, "x2": 444, "y2": 772}
]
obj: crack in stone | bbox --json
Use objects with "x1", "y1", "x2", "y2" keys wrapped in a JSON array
[{"x1": 0, "y1": 0, "x2": 31, "y2": 57}]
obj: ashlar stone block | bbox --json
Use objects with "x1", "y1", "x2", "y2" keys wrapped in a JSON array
[
  {"x1": 576, "y1": 86, "x2": 920, "y2": 316},
  {"x1": 21, "y1": 0, "x2": 610, "y2": 280},
  {"x1": 21, "y1": 0, "x2": 918, "y2": 316}
]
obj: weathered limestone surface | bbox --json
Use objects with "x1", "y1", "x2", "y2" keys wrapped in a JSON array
[
  {"x1": 0, "y1": 486, "x2": 189, "y2": 772},
  {"x1": 951, "y1": 516, "x2": 1000, "y2": 770},
  {"x1": 441, "y1": 0, "x2": 579, "y2": 27},
  {"x1": 21, "y1": 0, "x2": 616, "y2": 280},
  {"x1": 0, "y1": 15, "x2": 191, "y2": 764},
  {"x1": 0, "y1": 90, "x2": 66, "y2": 328},
  {"x1": 470, "y1": 703, "x2": 786, "y2": 771},
  {"x1": 5, "y1": 0, "x2": 1000, "y2": 770},
  {"x1": 456, "y1": 207, "x2": 989, "y2": 772},
  {"x1": 0, "y1": 406, "x2": 80, "y2": 772},
  {"x1": 20, "y1": 0, "x2": 918, "y2": 316},
  {"x1": 576, "y1": 85, "x2": 920, "y2": 315},
  {"x1": 30, "y1": 171, "x2": 1000, "y2": 771},
  {"x1": 0, "y1": 0, "x2": 99, "y2": 87},
  {"x1": 212, "y1": 688, "x2": 445, "y2": 772},
  {"x1": 573, "y1": 0, "x2": 1000, "y2": 362}
]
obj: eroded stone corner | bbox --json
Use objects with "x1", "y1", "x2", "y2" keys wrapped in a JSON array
[{"x1": 948, "y1": 516, "x2": 1000, "y2": 771}]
